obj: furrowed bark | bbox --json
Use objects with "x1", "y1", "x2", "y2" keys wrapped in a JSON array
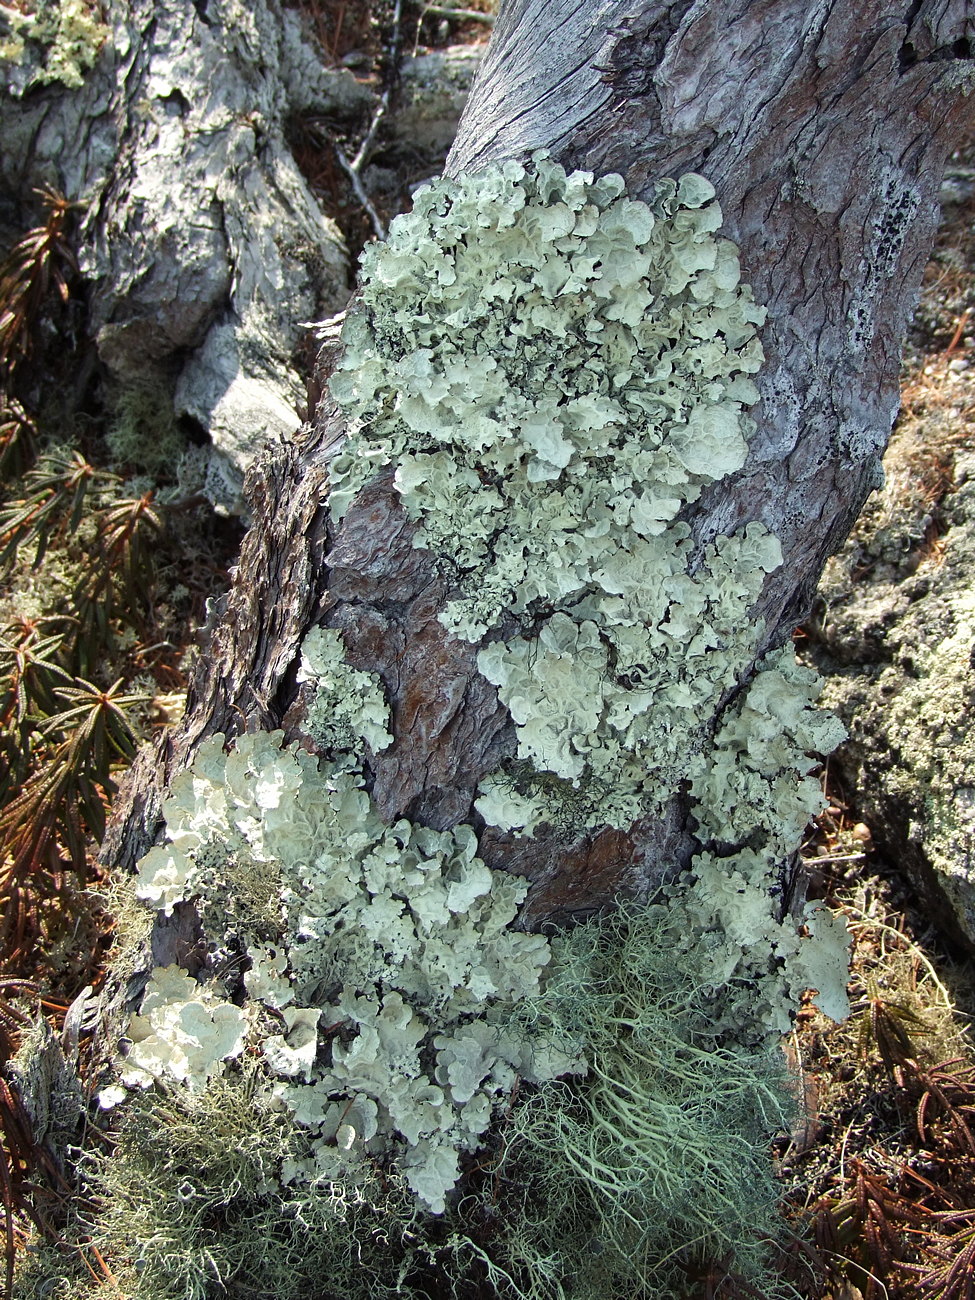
[{"x1": 104, "y1": 0, "x2": 975, "y2": 958}]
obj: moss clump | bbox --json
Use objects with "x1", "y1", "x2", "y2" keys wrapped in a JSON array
[{"x1": 80, "y1": 1063, "x2": 455, "y2": 1300}]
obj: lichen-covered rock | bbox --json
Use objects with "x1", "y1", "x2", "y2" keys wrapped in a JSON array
[
  {"x1": 395, "y1": 44, "x2": 484, "y2": 159},
  {"x1": 809, "y1": 399, "x2": 975, "y2": 949}
]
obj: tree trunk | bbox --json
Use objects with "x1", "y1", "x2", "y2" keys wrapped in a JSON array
[
  {"x1": 55, "y1": 0, "x2": 975, "y2": 1292},
  {"x1": 106, "y1": 0, "x2": 975, "y2": 922}
]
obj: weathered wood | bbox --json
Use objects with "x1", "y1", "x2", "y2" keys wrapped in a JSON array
[
  {"x1": 1, "y1": 0, "x2": 364, "y2": 506},
  {"x1": 105, "y1": 0, "x2": 975, "y2": 950}
]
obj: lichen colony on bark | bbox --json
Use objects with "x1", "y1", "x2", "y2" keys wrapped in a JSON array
[
  {"x1": 76, "y1": 3, "x2": 975, "y2": 1298},
  {"x1": 104, "y1": 160, "x2": 847, "y2": 1283}
]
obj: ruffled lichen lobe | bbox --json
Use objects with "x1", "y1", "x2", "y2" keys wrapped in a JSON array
[
  {"x1": 94, "y1": 158, "x2": 854, "y2": 1299},
  {"x1": 328, "y1": 155, "x2": 781, "y2": 831},
  {"x1": 0, "y1": 0, "x2": 109, "y2": 92},
  {"x1": 130, "y1": 729, "x2": 579, "y2": 1216}
]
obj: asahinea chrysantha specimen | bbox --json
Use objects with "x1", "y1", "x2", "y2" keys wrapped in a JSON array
[
  {"x1": 328, "y1": 154, "x2": 783, "y2": 831},
  {"x1": 104, "y1": 159, "x2": 851, "y2": 1300}
]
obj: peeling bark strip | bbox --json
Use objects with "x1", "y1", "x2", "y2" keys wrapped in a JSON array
[{"x1": 108, "y1": 1, "x2": 975, "y2": 939}]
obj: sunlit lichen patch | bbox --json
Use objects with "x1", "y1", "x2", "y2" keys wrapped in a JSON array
[
  {"x1": 129, "y1": 731, "x2": 581, "y2": 1216},
  {"x1": 0, "y1": 0, "x2": 109, "y2": 92},
  {"x1": 92, "y1": 159, "x2": 856, "y2": 1299},
  {"x1": 297, "y1": 625, "x2": 393, "y2": 755},
  {"x1": 679, "y1": 646, "x2": 851, "y2": 1036},
  {"x1": 328, "y1": 155, "x2": 779, "y2": 829}
]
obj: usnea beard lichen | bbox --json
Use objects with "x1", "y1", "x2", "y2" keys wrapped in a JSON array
[{"x1": 86, "y1": 157, "x2": 853, "y2": 1300}]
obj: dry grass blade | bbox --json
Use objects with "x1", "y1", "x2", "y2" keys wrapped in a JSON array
[{"x1": 0, "y1": 401, "x2": 36, "y2": 482}]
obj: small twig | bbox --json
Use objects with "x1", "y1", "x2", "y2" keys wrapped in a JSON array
[
  {"x1": 334, "y1": 0, "x2": 404, "y2": 243},
  {"x1": 87, "y1": 1241, "x2": 117, "y2": 1284},
  {"x1": 842, "y1": 903, "x2": 960, "y2": 1015},
  {"x1": 335, "y1": 146, "x2": 387, "y2": 240},
  {"x1": 421, "y1": 2, "x2": 495, "y2": 22},
  {"x1": 350, "y1": 85, "x2": 391, "y2": 174},
  {"x1": 803, "y1": 851, "x2": 867, "y2": 865}
]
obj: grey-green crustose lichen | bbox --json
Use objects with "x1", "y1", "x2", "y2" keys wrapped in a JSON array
[
  {"x1": 327, "y1": 154, "x2": 780, "y2": 831},
  {"x1": 0, "y1": 0, "x2": 108, "y2": 93}
]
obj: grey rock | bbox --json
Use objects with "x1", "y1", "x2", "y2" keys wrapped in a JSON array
[
  {"x1": 810, "y1": 398, "x2": 975, "y2": 949},
  {"x1": 395, "y1": 44, "x2": 483, "y2": 159},
  {"x1": 1, "y1": 0, "x2": 362, "y2": 509}
]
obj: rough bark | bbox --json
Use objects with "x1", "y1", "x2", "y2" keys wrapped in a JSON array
[
  {"x1": 103, "y1": 0, "x2": 975, "y2": 959},
  {"x1": 1, "y1": 0, "x2": 365, "y2": 507}
]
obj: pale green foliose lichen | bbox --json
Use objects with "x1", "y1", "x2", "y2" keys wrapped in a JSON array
[
  {"x1": 327, "y1": 155, "x2": 779, "y2": 830},
  {"x1": 677, "y1": 646, "x2": 851, "y2": 1033},
  {"x1": 131, "y1": 730, "x2": 581, "y2": 1215},
  {"x1": 106, "y1": 160, "x2": 853, "y2": 1295},
  {"x1": 119, "y1": 965, "x2": 249, "y2": 1093},
  {"x1": 297, "y1": 625, "x2": 393, "y2": 754},
  {"x1": 324, "y1": 153, "x2": 848, "y2": 1024}
]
